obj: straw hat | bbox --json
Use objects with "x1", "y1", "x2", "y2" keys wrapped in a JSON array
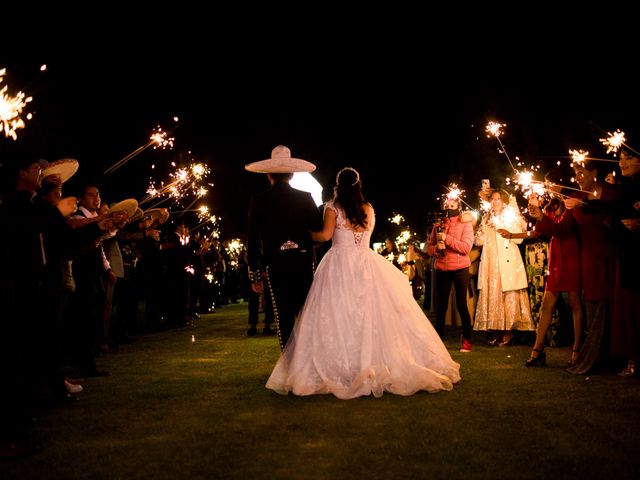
[
  {"x1": 129, "y1": 207, "x2": 145, "y2": 223},
  {"x1": 109, "y1": 198, "x2": 139, "y2": 218},
  {"x1": 42, "y1": 158, "x2": 79, "y2": 183},
  {"x1": 143, "y1": 207, "x2": 170, "y2": 225},
  {"x1": 244, "y1": 145, "x2": 316, "y2": 173}
]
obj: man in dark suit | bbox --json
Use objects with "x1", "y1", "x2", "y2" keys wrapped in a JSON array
[{"x1": 246, "y1": 145, "x2": 323, "y2": 351}]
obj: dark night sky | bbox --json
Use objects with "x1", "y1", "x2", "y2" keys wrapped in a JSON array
[{"x1": 3, "y1": 17, "x2": 639, "y2": 241}]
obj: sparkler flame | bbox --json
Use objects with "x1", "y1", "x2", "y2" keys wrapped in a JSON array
[
  {"x1": 485, "y1": 121, "x2": 506, "y2": 138},
  {"x1": 599, "y1": 129, "x2": 625, "y2": 154},
  {"x1": 507, "y1": 167, "x2": 546, "y2": 200},
  {"x1": 0, "y1": 67, "x2": 33, "y2": 140},
  {"x1": 105, "y1": 123, "x2": 178, "y2": 174},
  {"x1": 485, "y1": 120, "x2": 517, "y2": 172},
  {"x1": 150, "y1": 127, "x2": 175, "y2": 150},
  {"x1": 569, "y1": 149, "x2": 589, "y2": 167},
  {"x1": 389, "y1": 213, "x2": 405, "y2": 225}
]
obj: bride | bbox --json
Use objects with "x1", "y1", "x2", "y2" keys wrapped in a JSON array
[{"x1": 265, "y1": 167, "x2": 461, "y2": 399}]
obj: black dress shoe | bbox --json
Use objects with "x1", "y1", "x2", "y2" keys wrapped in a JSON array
[
  {"x1": 247, "y1": 326, "x2": 257, "y2": 336},
  {"x1": 262, "y1": 326, "x2": 275, "y2": 336}
]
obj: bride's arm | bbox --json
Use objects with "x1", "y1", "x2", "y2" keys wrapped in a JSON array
[{"x1": 312, "y1": 206, "x2": 337, "y2": 242}]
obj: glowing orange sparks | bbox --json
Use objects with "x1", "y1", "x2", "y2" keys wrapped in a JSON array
[
  {"x1": 0, "y1": 67, "x2": 33, "y2": 140},
  {"x1": 485, "y1": 121, "x2": 506, "y2": 138},
  {"x1": 569, "y1": 149, "x2": 589, "y2": 167},
  {"x1": 599, "y1": 129, "x2": 625, "y2": 154}
]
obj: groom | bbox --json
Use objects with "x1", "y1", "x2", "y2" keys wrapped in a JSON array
[{"x1": 245, "y1": 145, "x2": 323, "y2": 351}]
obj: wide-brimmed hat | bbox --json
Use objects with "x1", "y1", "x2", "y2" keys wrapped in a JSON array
[
  {"x1": 129, "y1": 207, "x2": 145, "y2": 223},
  {"x1": 143, "y1": 207, "x2": 170, "y2": 225},
  {"x1": 244, "y1": 145, "x2": 316, "y2": 173},
  {"x1": 42, "y1": 158, "x2": 79, "y2": 183},
  {"x1": 109, "y1": 198, "x2": 139, "y2": 218}
]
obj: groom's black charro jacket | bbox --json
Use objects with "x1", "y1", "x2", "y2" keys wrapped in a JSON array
[{"x1": 247, "y1": 180, "x2": 323, "y2": 350}]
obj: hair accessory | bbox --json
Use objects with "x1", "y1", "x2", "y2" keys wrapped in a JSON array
[{"x1": 336, "y1": 167, "x2": 360, "y2": 186}]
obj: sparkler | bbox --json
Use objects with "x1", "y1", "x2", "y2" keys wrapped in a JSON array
[
  {"x1": 568, "y1": 148, "x2": 619, "y2": 166},
  {"x1": 487, "y1": 204, "x2": 522, "y2": 230},
  {"x1": 508, "y1": 167, "x2": 588, "y2": 204},
  {"x1": 0, "y1": 66, "x2": 37, "y2": 140},
  {"x1": 599, "y1": 129, "x2": 626, "y2": 154},
  {"x1": 569, "y1": 149, "x2": 588, "y2": 167},
  {"x1": 593, "y1": 124, "x2": 640, "y2": 157},
  {"x1": 104, "y1": 123, "x2": 178, "y2": 174},
  {"x1": 190, "y1": 214, "x2": 220, "y2": 235},
  {"x1": 140, "y1": 162, "x2": 210, "y2": 208},
  {"x1": 485, "y1": 121, "x2": 516, "y2": 171},
  {"x1": 507, "y1": 169, "x2": 546, "y2": 199},
  {"x1": 439, "y1": 184, "x2": 475, "y2": 211},
  {"x1": 395, "y1": 230, "x2": 412, "y2": 248},
  {"x1": 389, "y1": 213, "x2": 405, "y2": 225}
]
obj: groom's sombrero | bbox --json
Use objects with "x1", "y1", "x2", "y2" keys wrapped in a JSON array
[{"x1": 244, "y1": 145, "x2": 316, "y2": 173}]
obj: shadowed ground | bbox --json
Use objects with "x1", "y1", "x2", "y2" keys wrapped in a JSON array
[{"x1": 3, "y1": 302, "x2": 640, "y2": 480}]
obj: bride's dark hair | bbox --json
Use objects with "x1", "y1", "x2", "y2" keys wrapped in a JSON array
[{"x1": 333, "y1": 167, "x2": 367, "y2": 228}]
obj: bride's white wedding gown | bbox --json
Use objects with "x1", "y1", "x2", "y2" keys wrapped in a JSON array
[{"x1": 266, "y1": 201, "x2": 461, "y2": 399}]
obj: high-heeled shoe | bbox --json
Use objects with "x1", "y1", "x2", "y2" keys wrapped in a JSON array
[
  {"x1": 525, "y1": 347, "x2": 546, "y2": 367},
  {"x1": 567, "y1": 349, "x2": 579, "y2": 367},
  {"x1": 618, "y1": 360, "x2": 636, "y2": 378},
  {"x1": 498, "y1": 333, "x2": 514, "y2": 347}
]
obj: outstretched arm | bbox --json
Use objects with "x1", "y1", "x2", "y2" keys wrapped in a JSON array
[{"x1": 312, "y1": 206, "x2": 337, "y2": 242}]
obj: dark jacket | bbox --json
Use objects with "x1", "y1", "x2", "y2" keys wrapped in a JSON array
[{"x1": 247, "y1": 181, "x2": 323, "y2": 274}]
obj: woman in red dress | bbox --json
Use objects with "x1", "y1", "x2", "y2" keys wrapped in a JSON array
[{"x1": 524, "y1": 167, "x2": 583, "y2": 367}]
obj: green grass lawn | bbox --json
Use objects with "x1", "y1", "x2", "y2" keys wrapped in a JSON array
[{"x1": 3, "y1": 302, "x2": 640, "y2": 480}]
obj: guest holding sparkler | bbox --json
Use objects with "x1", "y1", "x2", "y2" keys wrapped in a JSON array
[
  {"x1": 536, "y1": 159, "x2": 617, "y2": 374},
  {"x1": 585, "y1": 147, "x2": 640, "y2": 376},
  {"x1": 610, "y1": 148, "x2": 640, "y2": 377},
  {"x1": 402, "y1": 242, "x2": 426, "y2": 301},
  {"x1": 65, "y1": 183, "x2": 116, "y2": 378},
  {"x1": 473, "y1": 189, "x2": 535, "y2": 346},
  {"x1": 426, "y1": 189, "x2": 475, "y2": 352},
  {"x1": 379, "y1": 237, "x2": 401, "y2": 269},
  {"x1": 521, "y1": 166, "x2": 583, "y2": 367},
  {"x1": 0, "y1": 151, "x2": 118, "y2": 456}
]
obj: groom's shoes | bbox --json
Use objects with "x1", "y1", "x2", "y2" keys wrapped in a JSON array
[
  {"x1": 247, "y1": 326, "x2": 257, "y2": 336},
  {"x1": 262, "y1": 326, "x2": 276, "y2": 336}
]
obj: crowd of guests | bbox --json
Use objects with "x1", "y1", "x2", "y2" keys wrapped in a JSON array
[
  {"x1": 383, "y1": 149, "x2": 639, "y2": 381},
  {"x1": 1, "y1": 141, "x2": 638, "y2": 456},
  {"x1": 0, "y1": 148, "x2": 250, "y2": 457}
]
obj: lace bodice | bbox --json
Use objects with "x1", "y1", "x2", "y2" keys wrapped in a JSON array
[{"x1": 326, "y1": 200, "x2": 374, "y2": 248}]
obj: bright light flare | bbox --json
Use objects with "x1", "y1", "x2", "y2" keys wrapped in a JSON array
[
  {"x1": 446, "y1": 185, "x2": 463, "y2": 202},
  {"x1": 290, "y1": 172, "x2": 323, "y2": 206},
  {"x1": 389, "y1": 213, "x2": 405, "y2": 225},
  {"x1": 0, "y1": 67, "x2": 33, "y2": 140},
  {"x1": 508, "y1": 168, "x2": 546, "y2": 199},
  {"x1": 569, "y1": 149, "x2": 589, "y2": 167},
  {"x1": 599, "y1": 129, "x2": 625, "y2": 154},
  {"x1": 485, "y1": 121, "x2": 506, "y2": 138},
  {"x1": 150, "y1": 127, "x2": 175, "y2": 149}
]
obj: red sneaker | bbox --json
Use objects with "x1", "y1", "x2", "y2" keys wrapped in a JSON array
[{"x1": 460, "y1": 339, "x2": 473, "y2": 353}]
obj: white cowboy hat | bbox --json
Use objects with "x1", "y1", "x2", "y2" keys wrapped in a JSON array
[
  {"x1": 143, "y1": 207, "x2": 170, "y2": 225},
  {"x1": 42, "y1": 158, "x2": 79, "y2": 183},
  {"x1": 129, "y1": 207, "x2": 145, "y2": 223},
  {"x1": 244, "y1": 145, "x2": 316, "y2": 173},
  {"x1": 109, "y1": 198, "x2": 139, "y2": 218}
]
